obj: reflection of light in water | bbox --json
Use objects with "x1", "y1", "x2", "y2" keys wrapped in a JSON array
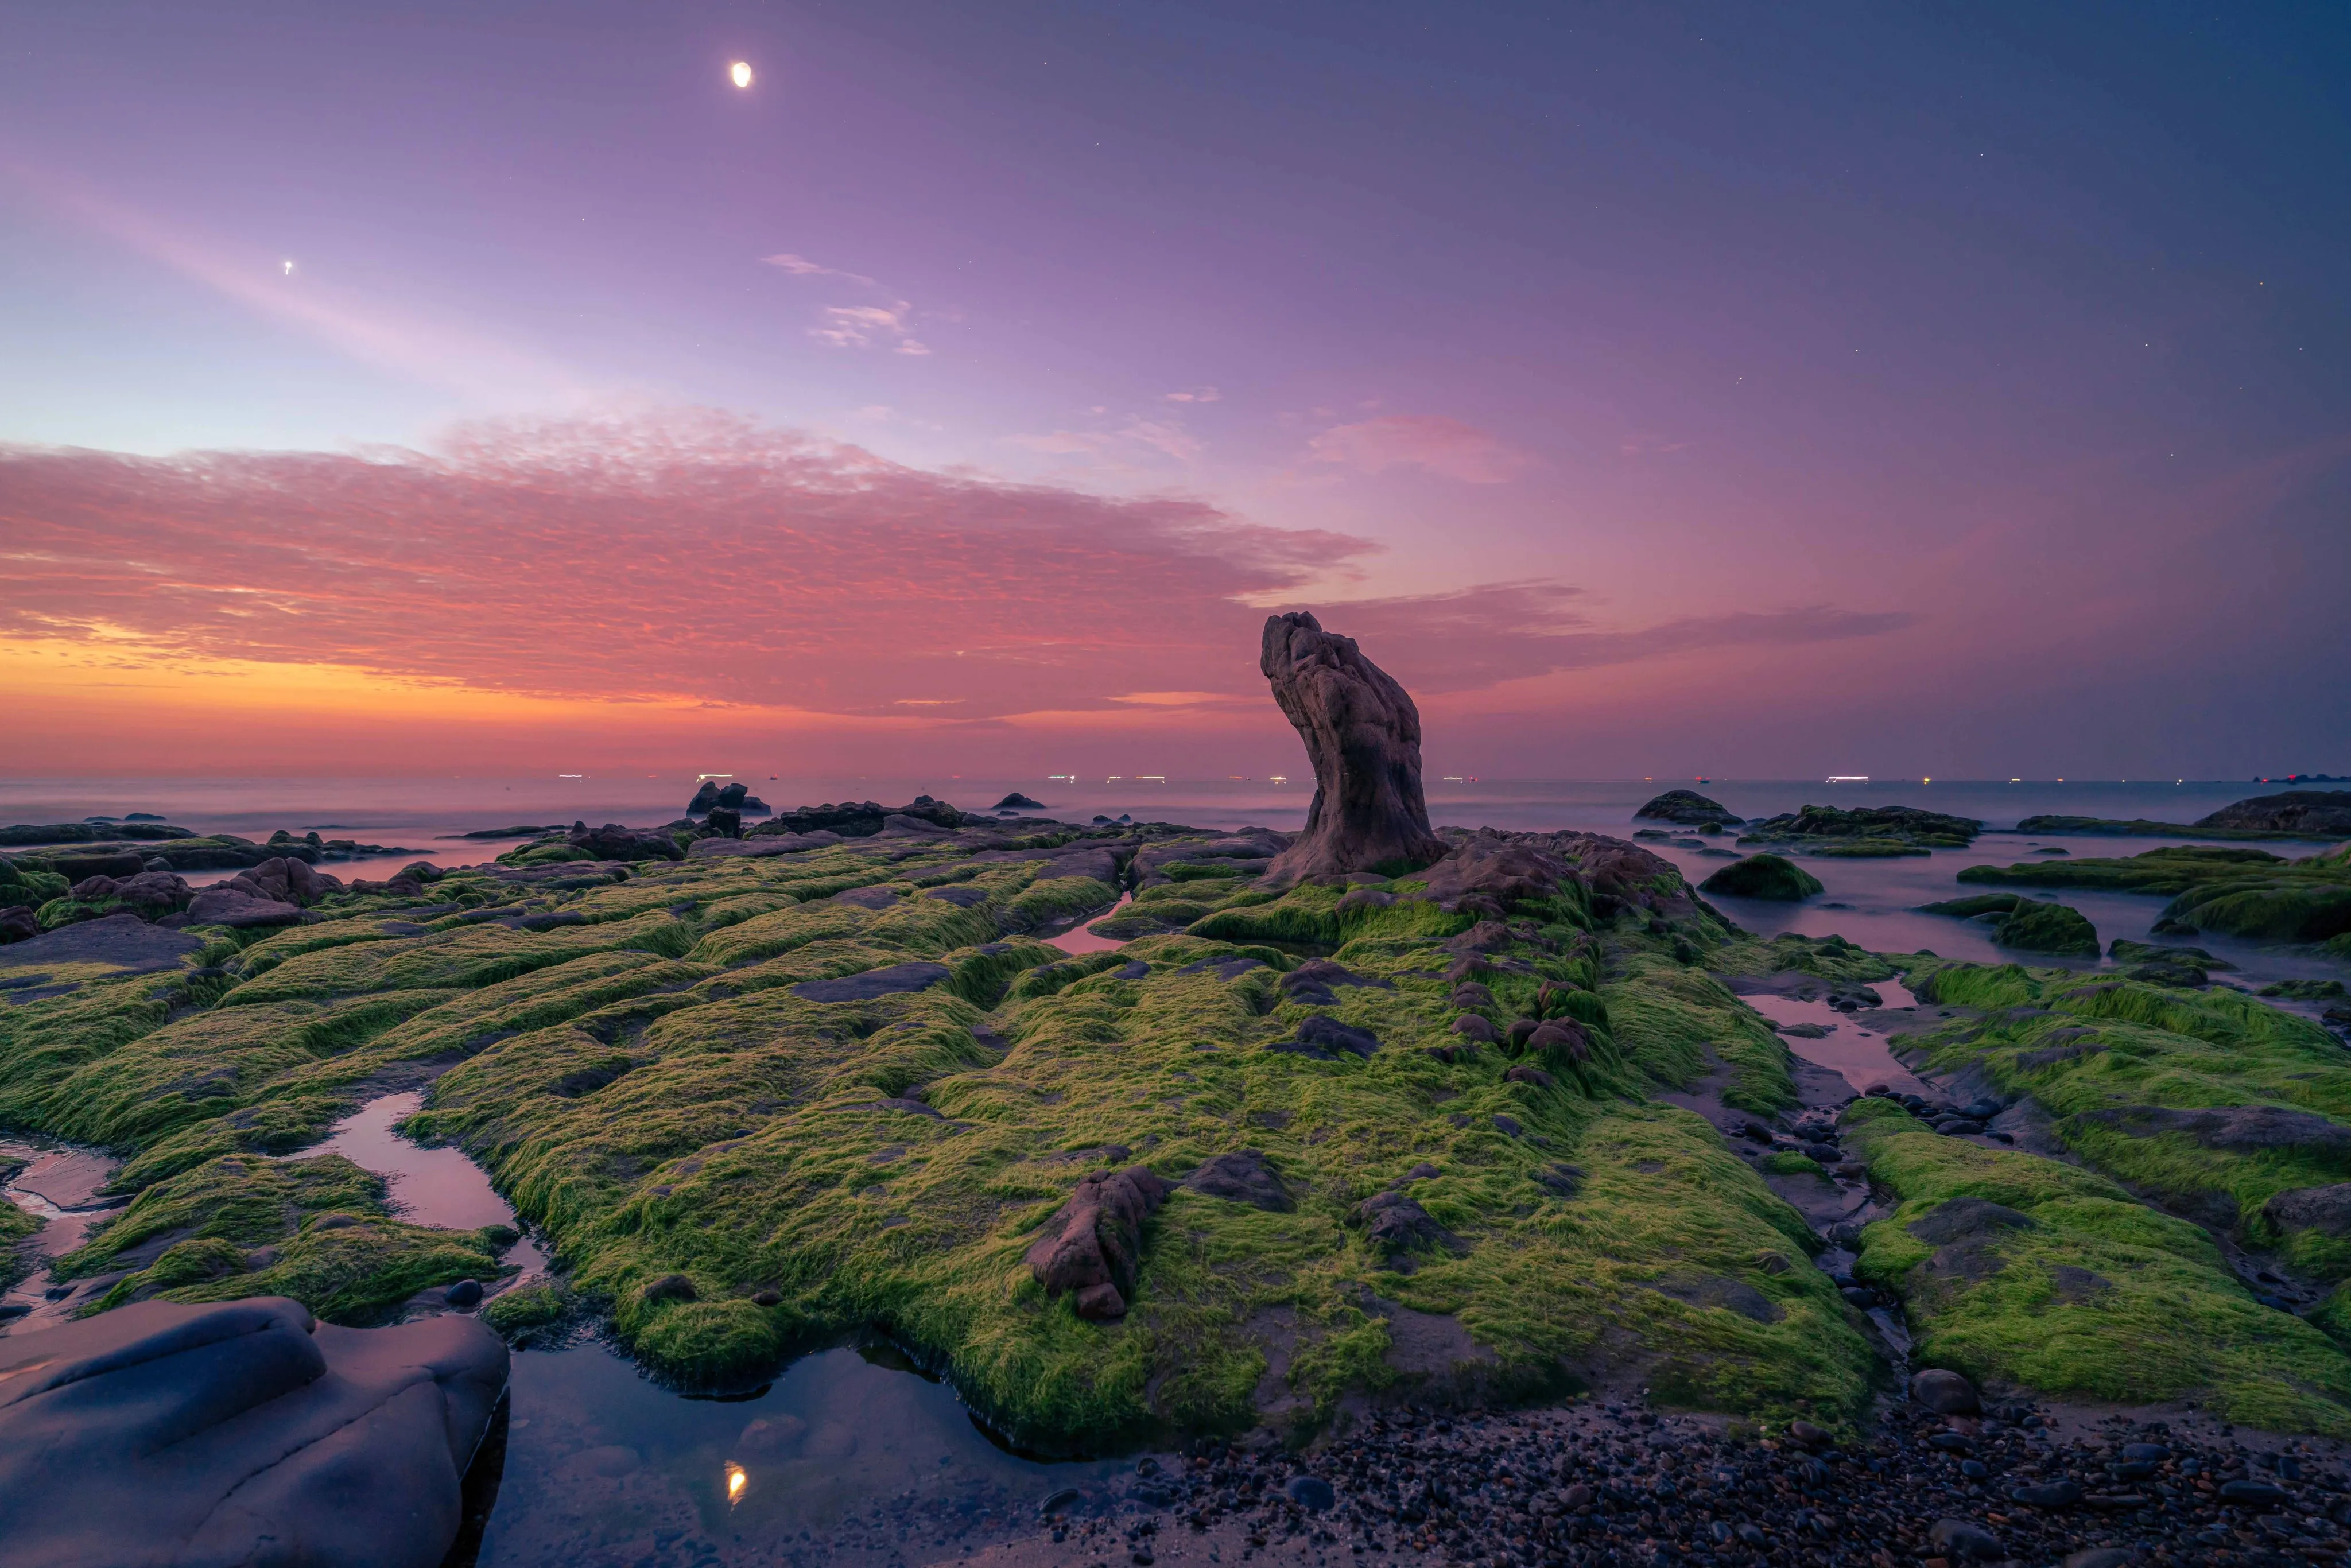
[{"x1": 726, "y1": 1461, "x2": 747, "y2": 1505}]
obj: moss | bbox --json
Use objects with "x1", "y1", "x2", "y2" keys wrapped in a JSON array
[
  {"x1": 1957, "y1": 845, "x2": 2351, "y2": 948},
  {"x1": 483, "y1": 1280, "x2": 570, "y2": 1335},
  {"x1": 1841, "y1": 1097, "x2": 2351, "y2": 1433},
  {"x1": 1762, "y1": 1151, "x2": 1827, "y2": 1177},
  {"x1": 1897, "y1": 961, "x2": 2351, "y2": 1263},
  {"x1": 1992, "y1": 898, "x2": 2099, "y2": 957},
  {"x1": 0, "y1": 822, "x2": 1883, "y2": 1443},
  {"x1": 1698, "y1": 855, "x2": 1822, "y2": 901}
]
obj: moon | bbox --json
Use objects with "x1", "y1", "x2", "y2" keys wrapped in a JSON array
[{"x1": 730, "y1": 60, "x2": 753, "y2": 89}]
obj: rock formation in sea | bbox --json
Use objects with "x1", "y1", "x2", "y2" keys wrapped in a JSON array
[
  {"x1": 2197, "y1": 789, "x2": 2351, "y2": 836},
  {"x1": 1259, "y1": 611, "x2": 1445, "y2": 883},
  {"x1": 1634, "y1": 788, "x2": 1742, "y2": 826}
]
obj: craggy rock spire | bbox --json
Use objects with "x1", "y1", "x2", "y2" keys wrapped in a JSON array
[{"x1": 1260, "y1": 611, "x2": 1446, "y2": 883}]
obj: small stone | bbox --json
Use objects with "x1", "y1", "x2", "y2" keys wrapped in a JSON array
[
  {"x1": 1285, "y1": 1475, "x2": 1336, "y2": 1512},
  {"x1": 443, "y1": 1279, "x2": 483, "y2": 1309},
  {"x1": 2219, "y1": 1477, "x2": 2286, "y2": 1505},
  {"x1": 1786, "y1": 1420, "x2": 1832, "y2": 1449},
  {"x1": 2061, "y1": 1550, "x2": 2139, "y2": 1568},
  {"x1": 2009, "y1": 1479, "x2": 2082, "y2": 1508},
  {"x1": 1927, "y1": 1517, "x2": 2003, "y2": 1562}
]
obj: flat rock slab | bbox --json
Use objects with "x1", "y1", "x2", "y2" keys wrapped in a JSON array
[
  {"x1": 0, "y1": 1296, "x2": 507, "y2": 1568},
  {"x1": 0, "y1": 911, "x2": 203, "y2": 992},
  {"x1": 791, "y1": 961, "x2": 951, "y2": 1002}
]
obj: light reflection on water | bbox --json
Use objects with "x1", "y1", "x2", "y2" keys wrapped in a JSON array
[
  {"x1": 302, "y1": 1093, "x2": 548, "y2": 1276},
  {"x1": 1737, "y1": 979, "x2": 1933, "y2": 1099},
  {"x1": 0, "y1": 1142, "x2": 122, "y2": 1333},
  {"x1": 1039, "y1": 892, "x2": 1132, "y2": 956},
  {"x1": 474, "y1": 1343, "x2": 1128, "y2": 1568}
]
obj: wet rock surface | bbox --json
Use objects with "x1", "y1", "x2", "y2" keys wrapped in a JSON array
[{"x1": 0, "y1": 1296, "x2": 507, "y2": 1568}]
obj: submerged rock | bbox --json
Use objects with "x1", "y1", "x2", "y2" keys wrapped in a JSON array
[
  {"x1": 1698, "y1": 852, "x2": 1823, "y2": 901},
  {"x1": 0, "y1": 1297, "x2": 506, "y2": 1568},
  {"x1": 1258, "y1": 611, "x2": 1445, "y2": 883}
]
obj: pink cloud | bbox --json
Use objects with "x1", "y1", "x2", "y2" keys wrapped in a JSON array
[
  {"x1": 759, "y1": 253, "x2": 879, "y2": 287},
  {"x1": 0, "y1": 413, "x2": 1915, "y2": 732},
  {"x1": 1305, "y1": 415, "x2": 1532, "y2": 484}
]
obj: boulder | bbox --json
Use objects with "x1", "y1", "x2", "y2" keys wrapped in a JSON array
[
  {"x1": 2197, "y1": 790, "x2": 2351, "y2": 836},
  {"x1": 234, "y1": 856, "x2": 344, "y2": 907},
  {"x1": 1352, "y1": 1190, "x2": 1461, "y2": 1266},
  {"x1": 1910, "y1": 1367, "x2": 1982, "y2": 1415},
  {"x1": 0, "y1": 905, "x2": 36, "y2": 943},
  {"x1": 687, "y1": 779, "x2": 724, "y2": 814},
  {"x1": 187, "y1": 883, "x2": 305, "y2": 928},
  {"x1": 2263, "y1": 1183, "x2": 2351, "y2": 1238},
  {"x1": 1026, "y1": 1166, "x2": 1171, "y2": 1319},
  {"x1": 1258, "y1": 612, "x2": 1445, "y2": 883},
  {"x1": 1699, "y1": 853, "x2": 1823, "y2": 901},
  {"x1": 0, "y1": 1296, "x2": 507, "y2": 1568},
  {"x1": 1268, "y1": 1015, "x2": 1382, "y2": 1059},
  {"x1": 992, "y1": 792, "x2": 1046, "y2": 811},
  {"x1": 1635, "y1": 789, "x2": 1742, "y2": 826}
]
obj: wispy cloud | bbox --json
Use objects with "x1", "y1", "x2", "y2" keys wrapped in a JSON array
[
  {"x1": 811, "y1": 302, "x2": 930, "y2": 355},
  {"x1": 1163, "y1": 387, "x2": 1221, "y2": 404},
  {"x1": 1306, "y1": 414, "x2": 1533, "y2": 484},
  {"x1": 759, "y1": 253, "x2": 878, "y2": 287},
  {"x1": 1010, "y1": 416, "x2": 1202, "y2": 465},
  {"x1": 761, "y1": 250, "x2": 933, "y2": 355}
]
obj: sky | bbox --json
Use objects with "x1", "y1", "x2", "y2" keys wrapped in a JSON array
[{"x1": 2, "y1": 1, "x2": 2348, "y2": 782}]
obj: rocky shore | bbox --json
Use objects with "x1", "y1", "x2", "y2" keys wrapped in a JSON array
[{"x1": 3, "y1": 621, "x2": 2349, "y2": 1566}]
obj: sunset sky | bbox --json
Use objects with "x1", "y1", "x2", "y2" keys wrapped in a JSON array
[{"x1": 3, "y1": 2, "x2": 2347, "y2": 780}]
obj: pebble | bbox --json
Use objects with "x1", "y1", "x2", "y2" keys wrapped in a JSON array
[{"x1": 1017, "y1": 1391, "x2": 2351, "y2": 1568}]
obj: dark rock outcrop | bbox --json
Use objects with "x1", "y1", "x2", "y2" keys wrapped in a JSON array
[
  {"x1": 2073, "y1": 1103, "x2": 2351, "y2": 1156},
  {"x1": 187, "y1": 883, "x2": 306, "y2": 928},
  {"x1": 1413, "y1": 836, "x2": 1571, "y2": 915},
  {"x1": 1635, "y1": 789, "x2": 1742, "y2": 826},
  {"x1": 1740, "y1": 804, "x2": 1982, "y2": 849},
  {"x1": 790, "y1": 961, "x2": 951, "y2": 1002},
  {"x1": 2196, "y1": 790, "x2": 2351, "y2": 837},
  {"x1": 1183, "y1": 1151, "x2": 1294, "y2": 1211},
  {"x1": 1352, "y1": 1190, "x2": 1461, "y2": 1267},
  {"x1": 992, "y1": 792, "x2": 1046, "y2": 811},
  {"x1": 1699, "y1": 853, "x2": 1823, "y2": 901},
  {"x1": 0, "y1": 821, "x2": 196, "y2": 846},
  {"x1": 746, "y1": 796, "x2": 965, "y2": 840},
  {"x1": 0, "y1": 1297, "x2": 507, "y2": 1568},
  {"x1": 2264, "y1": 1183, "x2": 2351, "y2": 1239},
  {"x1": 1268, "y1": 1014, "x2": 1383, "y2": 1059},
  {"x1": 1026, "y1": 1166, "x2": 1171, "y2": 1319},
  {"x1": 234, "y1": 856, "x2": 344, "y2": 907},
  {"x1": 1259, "y1": 612, "x2": 1445, "y2": 883},
  {"x1": 567, "y1": 823, "x2": 685, "y2": 861}
]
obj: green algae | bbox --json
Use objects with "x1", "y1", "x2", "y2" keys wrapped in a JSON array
[
  {"x1": 1841, "y1": 1096, "x2": 2351, "y2": 1433},
  {"x1": 1900, "y1": 960, "x2": 2351, "y2": 1262},
  {"x1": 0, "y1": 820, "x2": 1888, "y2": 1445},
  {"x1": 1958, "y1": 843, "x2": 2351, "y2": 948}
]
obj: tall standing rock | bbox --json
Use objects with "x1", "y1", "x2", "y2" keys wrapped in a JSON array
[{"x1": 1260, "y1": 612, "x2": 1446, "y2": 883}]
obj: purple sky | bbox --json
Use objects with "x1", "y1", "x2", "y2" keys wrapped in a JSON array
[{"x1": 3, "y1": 2, "x2": 2348, "y2": 778}]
